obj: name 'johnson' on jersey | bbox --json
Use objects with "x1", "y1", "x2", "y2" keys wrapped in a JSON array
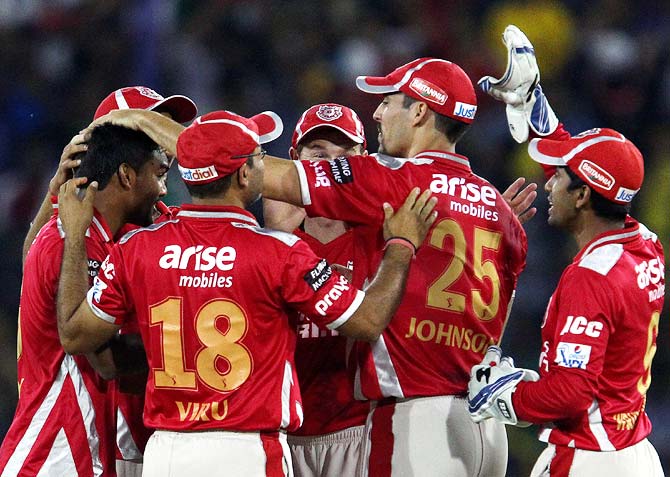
[{"x1": 85, "y1": 205, "x2": 365, "y2": 433}]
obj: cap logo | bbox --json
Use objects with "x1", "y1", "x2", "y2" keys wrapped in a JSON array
[
  {"x1": 178, "y1": 164, "x2": 219, "y2": 182},
  {"x1": 453, "y1": 101, "x2": 477, "y2": 120},
  {"x1": 578, "y1": 160, "x2": 615, "y2": 190},
  {"x1": 316, "y1": 105, "x2": 343, "y2": 122},
  {"x1": 136, "y1": 87, "x2": 164, "y2": 100},
  {"x1": 409, "y1": 78, "x2": 447, "y2": 105},
  {"x1": 615, "y1": 187, "x2": 637, "y2": 203}
]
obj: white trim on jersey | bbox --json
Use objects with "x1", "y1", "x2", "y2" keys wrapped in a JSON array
[
  {"x1": 37, "y1": 428, "x2": 77, "y2": 477},
  {"x1": 280, "y1": 361, "x2": 294, "y2": 429},
  {"x1": 117, "y1": 408, "x2": 142, "y2": 461},
  {"x1": 581, "y1": 227, "x2": 639, "y2": 257},
  {"x1": 371, "y1": 335, "x2": 405, "y2": 397},
  {"x1": 372, "y1": 153, "x2": 433, "y2": 170},
  {"x1": 119, "y1": 220, "x2": 176, "y2": 245},
  {"x1": 2, "y1": 356, "x2": 102, "y2": 477},
  {"x1": 415, "y1": 150, "x2": 470, "y2": 167},
  {"x1": 231, "y1": 222, "x2": 300, "y2": 247},
  {"x1": 87, "y1": 287, "x2": 118, "y2": 324},
  {"x1": 587, "y1": 399, "x2": 616, "y2": 451},
  {"x1": 293, "y1": 161, "x2": 312, "y2": 206},
  {"x1": 637, "y1": 221, "x2": 658, "y2": 242},
  {"x1": 578, "y1": 243, "x2": 624, "y2": 276},
  {"x1": 177, "y1": 209, "x2": 258, "y2": 225},
  {"x1": 327, "y1": 289, "x2": 365, "y2": 330},
  {"x1": 91, "y1": 216, "x2": 112, "y2": 243}
]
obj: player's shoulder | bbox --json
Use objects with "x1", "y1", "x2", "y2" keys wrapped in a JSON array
[
  {"x1": 231, "y1": 222, "x2": 302, "y2": 248},
  {"x1": 577, "y1": 243, "x2": 625, "y2": 277},
  {"x1": 118, "y1": 220, "x2": 178, "y2": 245}
]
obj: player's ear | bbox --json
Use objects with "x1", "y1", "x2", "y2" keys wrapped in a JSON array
[
  {"x1": 411, "y1": 101, "x2": 430, "y2": 127},
  {"x1": 236, "y1": 163, "x2": 250, "y2": 188},
  {"x1": 575, "y1": 185, "x2": 591, "y2": 210},
  {"x1": 289, "y1": 147, "x2": 299, "y2": 161},
  {"x1": 116, "y1": 163, "x2": 136, "y2": 190}
]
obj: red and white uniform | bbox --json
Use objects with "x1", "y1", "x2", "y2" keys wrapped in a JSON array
[
  {"x1": 295, "y1": 152, "x2": 526, "y2": 477},
  {"x1": 86, "y1": 204, "x2": 363, "y2": 435},
  {"x1": 295, "y1": 152, "x2": 527, "y2": 398},
  {"x1": 513, "y1": 218, "x2": 665, "y2": 470},
  {"x1": 0, "y1": 212, "x2": 117, "y2": 477},
  {"x1": 290, "y1": 229, "x2": 369, "y2": 437}
]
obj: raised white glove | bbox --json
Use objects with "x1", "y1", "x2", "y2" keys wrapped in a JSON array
[
  {"x1": 478, "y1": 25, "x2": 558, "y2": 143},
  {"x1": 468, "y1": 345, "x2": 539, "y2": 427}
]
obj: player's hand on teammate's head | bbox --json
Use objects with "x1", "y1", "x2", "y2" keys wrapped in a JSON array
[
  {"x1": 382, "y1": 187, "x2": 438, "y2": 250},
  {"x1": 502, "y1": 177, "x2": 537, "y2": 224},
  {"x1": 58, "y1": 177, "x2": 98, "y2": 239},
  {"x1": 49, "y1": 132, "x2": 88, "y2": 196}
]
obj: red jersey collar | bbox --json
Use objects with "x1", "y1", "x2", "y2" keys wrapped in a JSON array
[
  {"x1": 177, "y1": 204, "x2": 259, "y2": 226},
  {"x1": 414, "y1": 150, "x2": 471, "y2": 170},
  {"x1": 574, "y1": 216, "x2": 640, "y2": 262}
]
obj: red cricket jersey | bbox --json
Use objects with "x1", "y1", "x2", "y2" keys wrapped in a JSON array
[
  {"x1": 290, "y1": 229, "x2": 370, "y2": 436},
  {"x1": 0, "y1": 212, "x2": 117, "y2": 477},
  {"x1": 294, "y1": 151, "x2": 527, "y2": 399},
  {"x1": 514, "y1": 218, "x2": 665, "y2": 451},
  {"x1": 86, "y1": 205, "x2": 365, "y2": 432}
]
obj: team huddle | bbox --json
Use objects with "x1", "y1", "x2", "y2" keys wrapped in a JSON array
[{"x1": 0, "y1": 26, "x2": 665, "y2": 477}]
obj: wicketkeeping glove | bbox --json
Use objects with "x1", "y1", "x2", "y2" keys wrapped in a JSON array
[
  {"x1": 468, "y1": 345, "x2": 539, "y2": 427},
  {"x1": 478, "y1": 25, "x2": 558, "y2": 143}
]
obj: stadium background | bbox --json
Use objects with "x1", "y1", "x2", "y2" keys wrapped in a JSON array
[{"x1": 0, "y1": 0, "x2": 667, "y2": 474}]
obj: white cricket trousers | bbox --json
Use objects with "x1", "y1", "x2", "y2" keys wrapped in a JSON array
[
  {"x1": 142, "y1": 429, "x2": 293, "y2": 477},
  {"x1": 530, "y1": 439, "x2": 665, "y2": 476},
  {"x1": 357, "y1": 395, "x2": 507, "y2": 477},
  {"x1": 288, "y1": 426, "x2": 364, "y2": 477}
]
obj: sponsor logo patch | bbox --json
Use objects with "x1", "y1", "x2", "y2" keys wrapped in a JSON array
[
  {"x1": 315, "y1": 275, "x2": 350, "y2": 316},
  {"x1": 179, "y1": 165, "x2": 219, "y2": 183},
  {"x1": 453, "y1": 101, "x2": 477, "y2": 120},
  {"x1": 578, "y1": 160, "x2": 614, "y2": 190},
  {"x1": 87, "y1": 259, "x2": 101, "y2": 278},
  {"x1": 316, "y1": 105, "x2": 343, "y2": 122},
  {"x1": 615, "y1": 187, "x2": 637, "y2": 203},
  {"x1": 329, "y1": 157, "x2": 353, "y2": 185},
  {"x1": 137, "y1": 87, "x2": 163, "y2": 100},
  {"x1": 555, "y1": 342, "x2": 591, "y2": 370},
  {"x1": 304, "y1": 259, "x2": 333, "y2": 292},
  {"x1": 90, "y1": 276, "x2": 108, "y2": 303},
  {"x1": 409, "y1": 78, "x2": 447, "y2": 105}
]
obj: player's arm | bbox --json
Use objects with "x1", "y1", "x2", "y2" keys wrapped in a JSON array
[
  {"x1": 262, "y1": 156, "x2": 304, "y2": 206},
  {"x1": 336, "y1": 188, "x2": 438, "y2": 341},
  {"x1": 56, "y1": 178, "x2": 120, "y2": 355},
  {"x1": 262, "y1": 198, "x2": 306, "y2": 232},
  {"x1": 23, "y1": 132, "x2": 87, "y2": 265},
  {"x1": 90, "y1": 109, "x2": 184, "y2": 156}
]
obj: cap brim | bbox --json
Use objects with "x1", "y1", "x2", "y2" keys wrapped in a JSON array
[
  {"x1": 528, "y1": 138, "x2": 569, "y2": 166},
  {"x1": 251, "y1": 111, "x2": 283, "y2": 144},
  {"x1": 150, "y1": 95, "x2": 198, "y2": 124},
  {"x1": 355, "y1": 76, "x2": 399, "y2": 94}
]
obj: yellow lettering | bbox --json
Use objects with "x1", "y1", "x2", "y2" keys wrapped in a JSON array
[
  {"x1": 405, "y1": 317, "x2": 417, "y2": 338},
  {"x1": 462, "y1": 328, "x2": 473, "y2": 351},
  {"x1": 189, "y1": 402, "x2": 201, "y2": 421},
  {"x1": 471, "y1": 333, "x2": 487, "y2": 354},
  {"x1": 435, "y1": 323, "x2": 452, "y2": 345},
  {"x1": 17, "y1": 378, "x2": 24, "y2": 397},
  {"x1": 452, "y1": 326, "x2": 463, "y2": 348},
  {"x1": 211, "y1": 400, "x2": 228, "y2": 421},
  {"x1": 176, "y1": 401, "x2": 192, "y2": 421},
  {"x1": 194, "y1": 403, "x2": 210, "y2": 421},
  {"x1": 416, "y1": 320, "x2": 436, "y2": 342}
]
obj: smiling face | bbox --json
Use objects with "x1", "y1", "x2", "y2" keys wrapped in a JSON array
[
  {"x1": 544, "y1": 167, "x2": 583, "y2": 230},
  {"x1": 372, "y1": 93, "x2": 414, "y2": 157},
  {"x1": 293, "y1": 128, "x2": 364, "y2": 162},
  {"x1": 127, "y1": 149, "x2": 170, "y2": 226}
]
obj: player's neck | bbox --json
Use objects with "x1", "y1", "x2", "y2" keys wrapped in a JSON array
[
  {"x1": 571, "y1": 212, "x2": 625, "y2": 250},
  {"x1": 407, "y1": 129, "x2": 455, "y2": 157},
  {"x1": 303, "y1": 217, "x2": 348, "y2": 243},
  {"x1": 93, "y1": 193, "x2": 126, "y2": 236}
]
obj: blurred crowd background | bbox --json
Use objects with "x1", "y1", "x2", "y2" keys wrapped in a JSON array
[{"x1": 0, "y1": 0, "x2": 668, "y2": 474}]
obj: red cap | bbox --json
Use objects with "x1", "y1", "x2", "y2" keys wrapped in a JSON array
[
  {"x1": 176, "y1": 110, "x2": 283, "y2": 185},
  {"x1": 529, "y1": 128, "x2": 644, "y2": 204},
  {"x1": 356, "y1": 58, "x2": 477, "y2": 124},
  {"x1": 94, "y1": 86, "x2": 198, "y2": 124},
  {"x1": 292, "y1": 104, "x2": 367, "y2": 149}
]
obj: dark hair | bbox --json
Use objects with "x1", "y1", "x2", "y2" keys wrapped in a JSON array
[
  {"x1": 75, "y1": 124, "x2": 159, "y2": 190},
  {"x1": 402, "y1": 94, "x2": 470, "y2": 143},
  {"x1": 564, "y1": 166, "x2": 630, "y2": 221},
  {"x1": 185, "y1": 156, "x2": 255, "y2": 198}
]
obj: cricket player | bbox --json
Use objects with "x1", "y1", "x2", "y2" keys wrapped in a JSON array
[
  {"x1": 259, "y1": 58, "x2": 529, "y2": 476},
  {"x1": 54, "y1": 109, "x2": 438, "y2": 477},
  {"x1": 468, "y1": 25, "x2": 665, "y2": 477},
  {"x1": 0, "y1": 120, "x2": 173, "y2": 476},
  {"x1": 265, "y1": 104, "x2": 372, "y2": 477}
]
